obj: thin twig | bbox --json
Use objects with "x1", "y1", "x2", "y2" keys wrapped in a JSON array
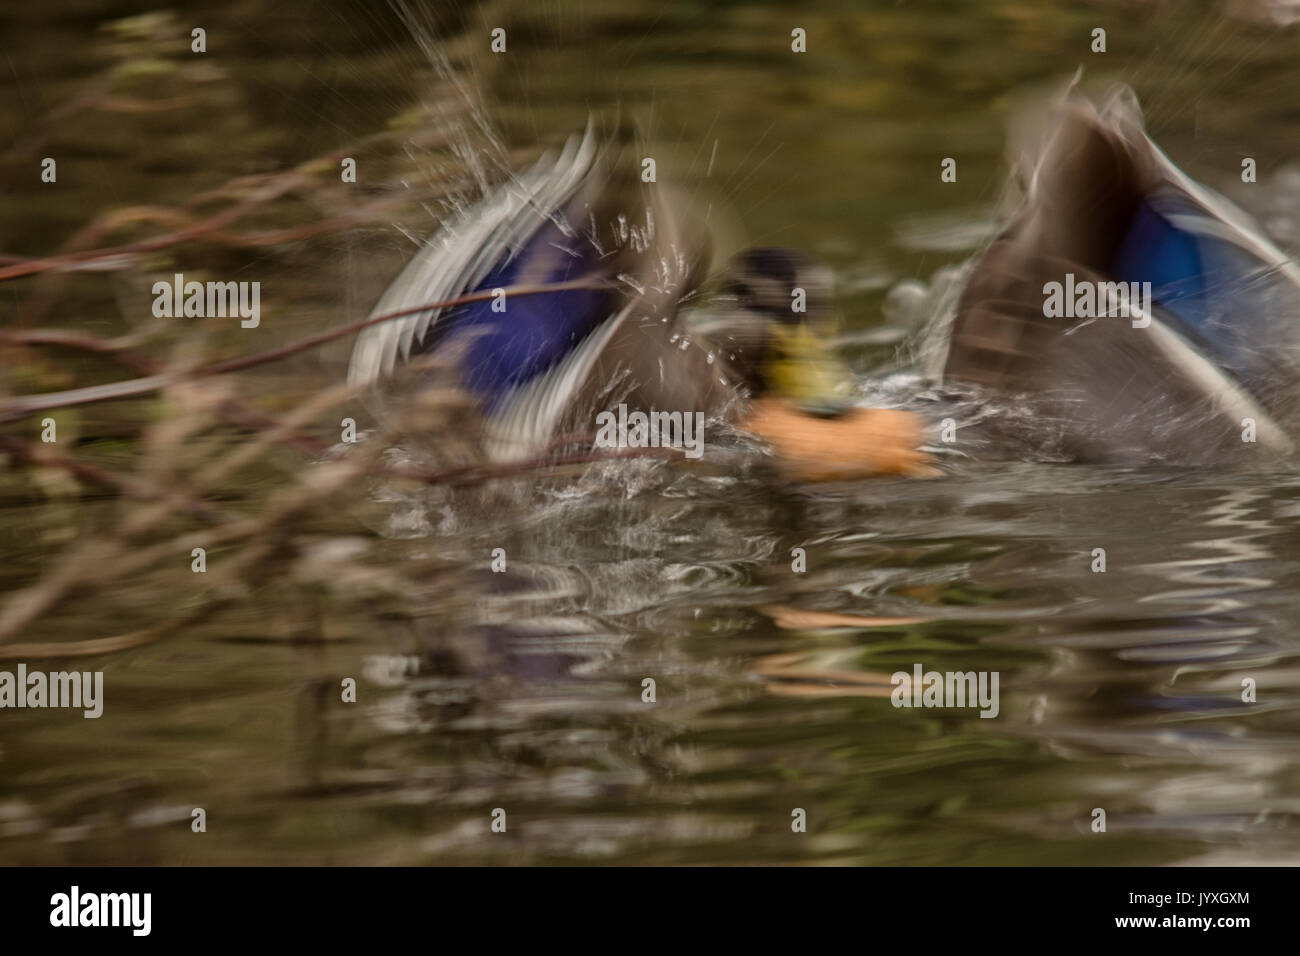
[{"x1": 0, "y1": 277, "x2": 613, "y2": 422}]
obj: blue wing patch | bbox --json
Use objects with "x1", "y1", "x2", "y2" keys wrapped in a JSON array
[
  {"x1": 418, "y1": 197, "x2": 616, "y2": 409},
  {"x1": 1112, "y1": 194, "x2": 1207, "y2": 325},
  {"x1": 1112, "y1": 185, "x2": 1297, "y2": 395}
]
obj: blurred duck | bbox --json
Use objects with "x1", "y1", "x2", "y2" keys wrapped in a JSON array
[
  {"x1": 935, "y1": 86, "x2": 1300, "y2": 462},
  {"x1": 349, "y1": 125, "x2": 931, "y2": 478},
  {"x1": 351, "y1": 88, "x2": 1298, "y2": 478}
]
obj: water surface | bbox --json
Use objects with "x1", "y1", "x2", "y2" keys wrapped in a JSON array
[{"x1": 3, "y1": 0, "x2": 1300, "y2": 865}]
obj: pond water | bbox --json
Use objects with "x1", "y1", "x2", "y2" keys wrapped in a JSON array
[{"x1": 3, "y1": 0, "x2": 1300, "y2": 865}]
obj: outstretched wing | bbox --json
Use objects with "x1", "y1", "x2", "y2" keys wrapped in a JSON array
[
  {"x1": 349, "y1": 124, "x2": 718, "y2": 461},
  {"x1": 943, "y1": 88, "x2": 1299, "y2": 458},
  {"x1": 348, "y1": 124, "x2": 602, "y2": 391}
]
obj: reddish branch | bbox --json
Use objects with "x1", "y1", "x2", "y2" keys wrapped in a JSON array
[{"x1": 0, "y1": 277, "x2": 613, "y2": 422}]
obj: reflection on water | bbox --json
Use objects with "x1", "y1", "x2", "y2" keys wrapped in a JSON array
[
  {"x1": 338, "y1": 464, "x2": 1300, "y2": 864},
  {"x1": 3, "y1": 0, "x2": 1300, "y2": 865},
  {"x1": 13, "y1": 455, "x2": 1300, "y2": 864}
]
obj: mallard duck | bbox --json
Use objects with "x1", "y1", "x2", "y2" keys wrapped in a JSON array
[
  {"x1": 934, "y1": 86, "x2": 1300, "y2": 462},
  {"x1": 352, "y1": 90, "x2": 1290, "y2": 477},
  {"x1": 349, "y1": 125, "x2": 932, "y2": 477}
]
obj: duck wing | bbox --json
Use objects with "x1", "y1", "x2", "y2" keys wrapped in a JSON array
[
  {"x1": 349, "y1": 125, "x2": 717, "y2": 461},
  {"x1": 348, "y1": 125, "x2": 602, "y2": 390},
  {"x1": 943, "y1": 88, "x2": 1300, "y2": 459}
]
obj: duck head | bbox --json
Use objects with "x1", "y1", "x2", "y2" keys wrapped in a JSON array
[
  {"x1": 693, "y1": 246, "x2": 853, "y2": 413},
  {"x1": 348, "y1": 125, "x2": 860, "y2": 463}
]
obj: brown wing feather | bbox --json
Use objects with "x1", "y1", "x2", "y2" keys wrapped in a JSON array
[{"x1": 944, "y1": 102, "x2": 1152, "y2": 393}]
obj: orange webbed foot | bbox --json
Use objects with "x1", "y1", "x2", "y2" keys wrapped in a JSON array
[{"x1": 738, "y1": 398, "x2": 937, "y2": 481}]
